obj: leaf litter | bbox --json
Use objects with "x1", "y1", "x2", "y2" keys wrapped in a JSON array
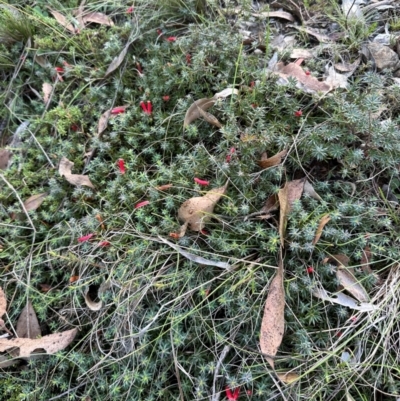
[
  {"x1": 16, "y1": 301, "x2": 41, "y2": 339},
  {"x1": 59, "y1": 156, "x2": 95, "y2": 188}
]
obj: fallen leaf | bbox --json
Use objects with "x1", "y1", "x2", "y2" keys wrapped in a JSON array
[
  {"x1": 34, "y1": 54, "x2": 50, "y2": 68},
  {"x1": 289, "y1": 25, "x2": 336, "y2": 43},
  {"x1": 48, "y1": 9, "x2": 77, "y2": 34},
  {"x1": 312, "y1": 287, "x2": 377, "y2": 311},
  {"x1": 213, "y1": 88, "x2": 239, "y2": 98},
  {"x1": 16, "y1": 301, "x2": 41, "y2": 339},
  {"x1": 158, "y1": 236, "x2": 232, "y2": 270},
  {"x1": 0, "y1": 328, "x2": 78, "y2": 358},
  {"x1": 84, "y1": 282, "x2": 110, "y2": 311},
  {"x1": 42, "y1": 83, "x2": 52, "y2": 104},
  {"x1": 197, "y1": 107, "x2": 222, "y2": 128},
  {"x1": 323, "y1": 254, "x2": 350, "y2": 267},
  {"x1": 258, "y1": 149, "x2": 287, "y2": 169},
  {"x1": 273, "y1": 62, "x2": 331, "y2": 93},
  {"x1": 312, "y1": 214, "x2": 331, "y2": 245},
  {"x1": 290, "y1": 48, "x2": 314, "y2": 59},
  {"x1": 105, "y1": 40, "x2": 133, "y2": 77},
  {"x1": 303, "y1": 180, "x2": 322, "y2": 201},
  {"x1": 278, "y1": 179, "x2": 305, "y2": 246},
  {"x1": 336, "y1": 268, "x2": 369, "y2": 303},
  {"x1": 97, "y1": 109, "x2": 111, "y2": 135},
  {"x1": 183, "y1": 98, "x2": 216, "y2": 127},
  {"x1": 82, "y1": 12, "x2": 114, "y2": 26},
  {"x1": 260, "y1": 256, "x2": 285, "y2": 369},
  {"x1": 261, "y1": 194, "x2": 279, "y2": 213},
  {"x1": 23, "y1": 193, "x2": 48, "y2": 212},
  {"x1": 0, "y1": 287, "x2": 6, "y2": 317},
  {"x1": 276, "y1": 371, "x2": 300, "y2": 384},
  {"x1": 0, "y1": 149, "x2": 11, "y2": 170},
  {"x1": 252, "y1": 11, "x2": 294, "y2": 22},
  {"x1": 324, "y1": 66, "x2": 349, "y2": 90},
  {"x1": 178, "y1": 181, "x2": 228, "y2": 231},
  {"x1": 334, "y1": 57, "x2": 361, "y2": 73},
  {"x1": 59, "y1": 156, "x2": 95, "y2": 188}
]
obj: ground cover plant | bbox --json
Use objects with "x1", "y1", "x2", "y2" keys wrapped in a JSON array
[{"x1": 1, "y1": 0, "x2": 400, "y2": 400}]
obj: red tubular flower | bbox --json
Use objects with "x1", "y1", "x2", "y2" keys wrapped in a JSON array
[
  {"x1": 147, "y1": 101, "x2": 153, "y2": 114},
  {"x1": 111, "y1": 106, "x2": 126, "y2": 115},
  {"x1": 166, "y1": 36, "x2": 177, "y2": 42},
  {"x1": 118, "y1": 158, "x2": 126, "y2": 174},
  {"x1": 135, "y1": 200, "x2": 150, "y2": 209},
  {"x1": 70, "y1": 124, "x2": 79, "y2": 132},
  {"x1": 126, "y1": 6, "x2": 134, "y2": 13},
  {"x1": 186, "y1": 53, "x2": 191, "y2": 64},
  {"x1": 55, "y1": 67, "x2": 64, "y2": 73},
  {"x1": 225, "y1": 387, "x2": 240, "y2": 400},
  {"x1": 140, "y1": 101, "x2": 147, "y2": 112},
  {"x1": 306, "y1": 266, "x2": 314, "y2": 274},
  {"x1": 194, "y1": 177, "x2": 210, "y2": 186},
  {"x1": 294, "y1": 110, "x2": 303, "y2": 117},
  {"x1": 99, "y1": 241, "x2": 111, "y2": 247},
  {"x1": 226, "y1": 147, "x2": 236, "y2": 163},
  {"x1": 78, "y1": 233, "x2": 94, "y2": 243},
  {"x1": 162, "y1": 95, "x2": 170, "y2": 101}
]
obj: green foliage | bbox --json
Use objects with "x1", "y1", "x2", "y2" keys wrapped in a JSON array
[{"x1": 1, "y1": 0, "x2": 400, "y2": 400}]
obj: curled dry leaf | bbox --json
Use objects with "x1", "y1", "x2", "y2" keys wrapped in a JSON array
[
  {"x1": 252, "y1": 11, "x2": 294, "y2": 22},
  {"x1": 183, "y1": 98, "x2": 216, "y2": 128},
  {"x1": 260, "y1": 256, "x2": 285, "y2": 369},
  {"x1": 312, "y1": 287, "x2": 377, "y2": 311},
  {"x1": 84, "y1": 282, "x2": 111, "y2": 311},
  {"x1": 0, "y1": 287, "x2": 6, "y2": 317},
  {"x1": 48, "y1": 9, "x2": 77, "y2": 34},
  {"x1": 334, "y1": 57, "x2": 361, "y2": 73},
  {"x1": 336, "y1": 268, "x2": 369, "y2": 303},
  {"x1": 258, "y1": 149, "x2": 287, "y2": 169},
  {"x1": 312, "y1": 214, "x2": 331, "y2": 245},
  {"x1": 42, "y1": 83, "x2": 53, "y2": 104},
  {"x1": 261, "y1": 193, "x2": 279, "y2": 214},
  {"x1": 24, "y1": 193, "x2": 48, "y2": 212},
  {"x1": 0, "y1": 328, "x2": 78, "y2": 358},
  {"x1": 303, "y1": 180, "x2": 322, "y2": 201},
  {"x1": 178, "y1": 181, "x2": 228, "y2": 231},
  {"x1": 82, "y1": 12, "x2": 114, "y2": 26},
  {"x1": 105, "y1": 40, "x2": 134, "y2": 77},
  {"x1": 16, "y1": 301, "x2": 41, "y2": 339},
  {"x1": 98, "y1": 109, "x2": 111, "y2": 135},
  {"x1": 0, "y1": 149, "x2": 11, "y2": 170},
  {"x1": 59, "y1": 156, "x2": 95, "y2": 188},
  {"x1": 276, "y1": 371, "x2": 300, "y2": 384},
  {"x1": 197, "y1": 107, "x2": 222, "y2": 128},
  {"x1": 278, "y1": 179, "x2": 305, "y2": 247}
]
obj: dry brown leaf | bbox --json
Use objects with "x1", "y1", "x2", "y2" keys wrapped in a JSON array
[
  {"x1": 303, "y1": 180, "x2": 322, "y2": 201},
  {"x1": 16, "y1": 301, "x2": 41, "y2": 339},
  {"x1": 0, "y1": 328, "x2": 78, "y2": 357},
  {"x1": 49, "y1": 9, "x2": 77, "y2": 34},
  {"x1": 252, "y1": 11, "x2": 294, "y2": 22},
  {"x1": 274, "y1": 62, "x2": 331, "y2": 93},
  {"x1": 312, "y1": 214, "x2": 331, "y2": 245},
  {"x1": 290, "y1": 25, "x2": 336, "y2": 43},
  {"x1": 334, "y1": 57, "x2": 361, "y2": 73},
  {"x1": 277, "y1": 371, "x2": 300, "y2": 384},
  {"x1": 290, "y1": 48, "x2": 314, "y2": 59},
  {"x1": 34, "y1": 54, "x2": 50, "y2": 68},
  {"x1": 82, "y1": 12, "x2": 114, "y2": 26},
  {"x1": 183, "y1": 98, "x2": 216, "y2": 127},
  {"x1": 278, "y1": 179, "x2": 305, "y2": 246},
  {"x1": 59, "y1": 157, "x2": 95, "y2": 189},
  {"x1": 84, "y1": 282, "x2": 110, "y2": 311},
  {"x1": 260, "y1": 256, "x2": 285, "y2": 369},
  {"x1": 0, "y1": 287, "x2": 6, "y2": 317},
  {"x1": 178, "y1": 181, "x2": 228, "y2": 231},
  {"x1": 42, "y1": 83, "x2": 52, "y2": 104},
  {"x1": 323, "y1": 254, "x2": 350, "y2": 267},
  {"x1": 105, "y1": 40, "x2": 132, "y2": 77},
  {"x1": 258, "y1": 149, "x2": 287, "y2": 169},
  {"x1": 197, "y1": 107, "x2": 222, "y2": 128},
  {"x1": 361, "y1": 246, "x2": 373, "y2": 274},
  {"x1": 24, "y1": 193, "x2": 48, "y2": 212},
  {"x1": 336, "y1": 268, "x2": 369, "y2": 303},
  {"x1": 261, "y1": 194, "x2": 279, "y2": 213},
  {"x1": 97, "y1": 109, "x2": 111, "y2": 135},
  {"x1": 0, "y1": 149, "x2": 11, "y2": 170}
]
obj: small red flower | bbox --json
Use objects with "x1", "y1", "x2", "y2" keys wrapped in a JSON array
[
  {"x1": 111, "y1": 106, "x2": 126, "y2": 115},
  {"x1": 118, "y1": 158, "x2": 126, "y2": 174},
  {"x1": 99, "y1": 241, "x2": 111, "y2": 247},
  {"x1": 166, "y1": 36, "x2": 177, "y2": 42},
  {"x1": 140, "y1": 101, "x2": 152, "y2": 115},
  {"x1": 186, "y1": 54, "x2": 191, "y2": 64},
  {"x1": 251, "y1": 103, "x2": 257, "y2": 108},
  {"x1": 55, "y1": 67, "x2": 64, "y2": 73},
  {"x1": 336, "y1": 331, "x2": 342, "y2": 337},
  {"x1": 294, "y1": 110, "x2": 303, "y2": 117},
  {"x1": 78, "y1": 233, "x2": 94, "y2": 243},
  {"x1": 169, "y1": 232, "x2": 180, "y2": 239},
  {"x1": 194, "y1": 177, "x2": 210, "y2": 186},
  {"x1": 162, "y1": 95, "x2": 170, "y2": 101},
  {"x1": 306, "y1": 266, "x2": 314, "y2": 274},
  {"x1": 226, "y1": 387, "x2": 240, "y2": 400},
  {"x1": 226, "y1": 147, "x2": 236, "y2": 163},
  {"x1": 126, "y1": 6, "x2": 134, "y2": 13},
  {"x1": 349, "y1": 316, "x2": 357, "y2": 323},
  {"x1": 135, "y1": 200, "x2": 150, "y2": 209},
  {"x1": 305, "y1": 70, "x2": 311, "y2": 76},
  {"x1": 246, "y1": 389, "x2": 252, "y2": 396},
  {"x1": 70, "y1": 124, "x2": 79, "y2": 132},
  {"x1": 200, "y1": 229, "x2": 209, "y2": 236}
]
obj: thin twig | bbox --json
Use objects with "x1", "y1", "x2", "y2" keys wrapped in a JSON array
[{"x1": 211, "y1": 345, "x2": 230, "y2": 401}]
